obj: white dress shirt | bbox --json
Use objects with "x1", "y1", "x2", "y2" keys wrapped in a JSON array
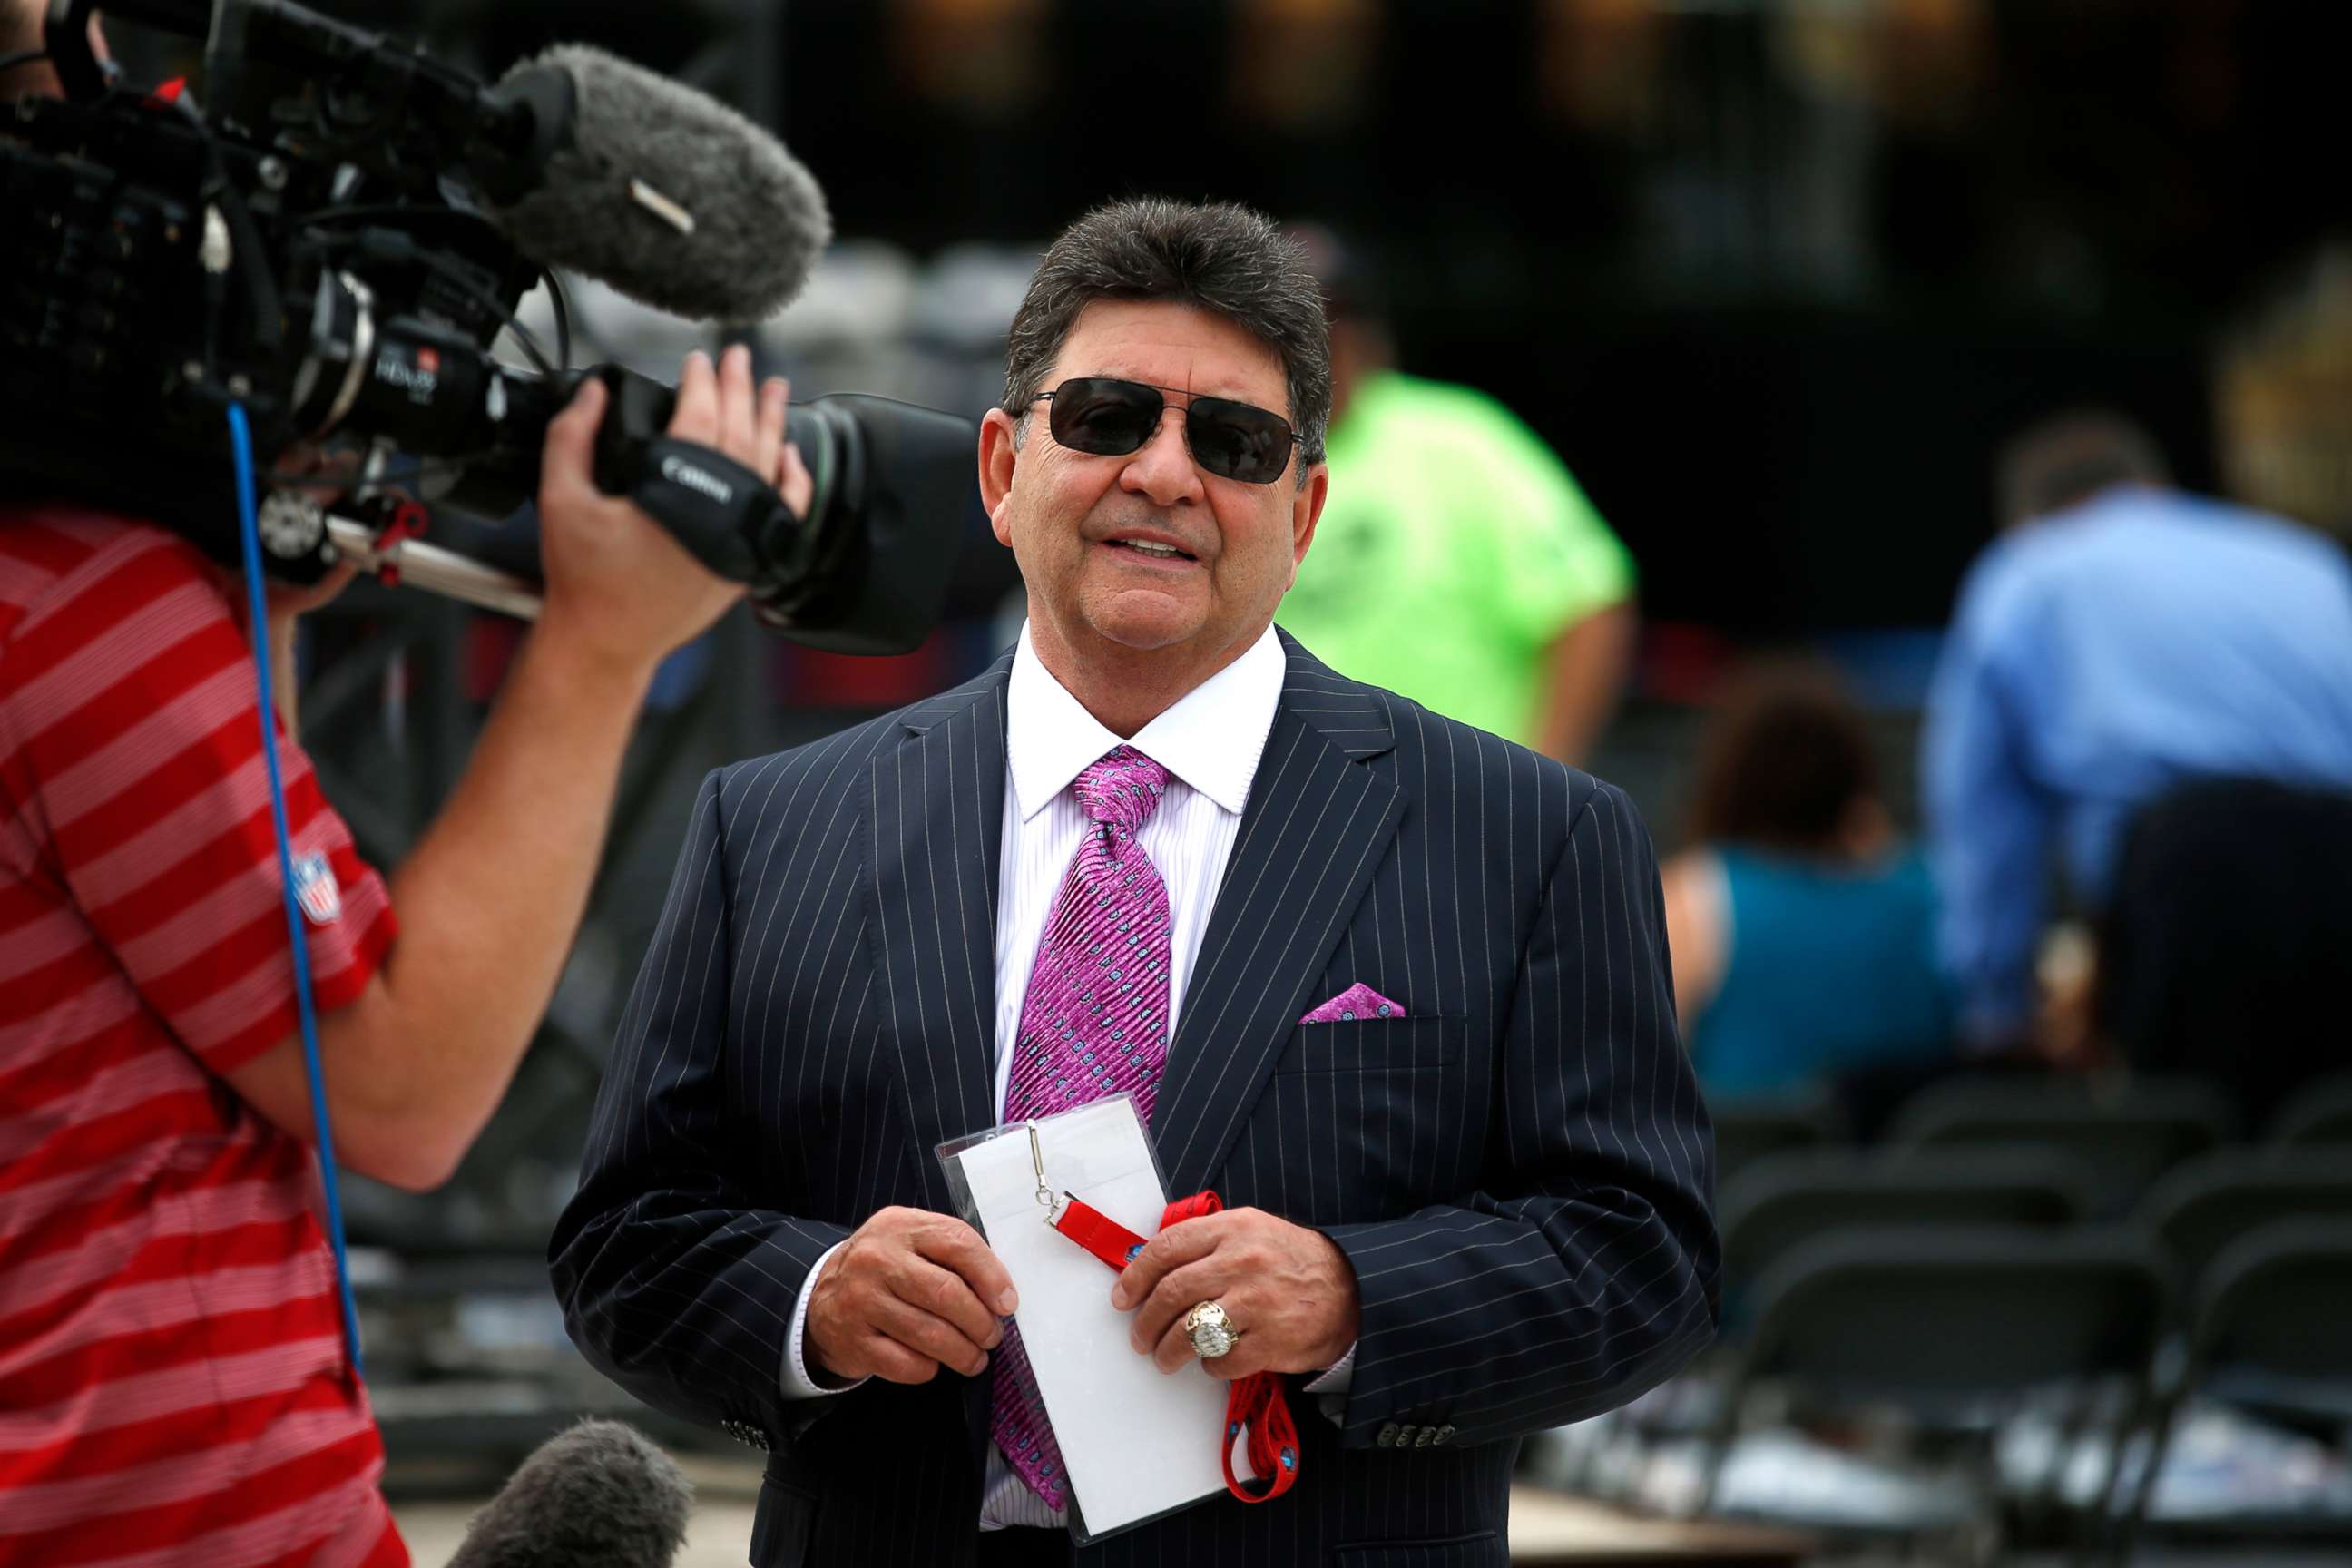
[{"x1": 778, "y1": 621, "x2": 1348, "y2": 1530}]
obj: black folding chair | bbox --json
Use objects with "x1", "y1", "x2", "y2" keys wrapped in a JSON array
[
  {"x1": 1571, "y1": 1148, "x2": 2094, "y2": 1504},
  {"x1": 1886, "y1": 1075, "x2": 2231, "y2": 1216},
  {"x1": 2141, "y1": 1150, "x2": 2352, "y2": 1286},
  {"x1": 1696, "y1": 1226, "x2": 2171, "y2": 1561},
  {"x1": 1709, "y1": 1092, "x2": 1847, "y2": 1193},
  {"x1": 2119, "y1": 1219, "x2": 2352, "y2": 1549},
  {"x1": 1719, "y1": 1147, "x2": 2090, "y2": 1323},
  {"x1": 2269, "y1": 1072, "x2": 2352, "y2": 1152},
  {"x1": 1538, "y1": 1097, "x2": 1847, "y2": 1503}
]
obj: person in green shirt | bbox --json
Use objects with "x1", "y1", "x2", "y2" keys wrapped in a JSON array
[{"x1": 1277, "y1": 230, "x2": 1637, "y2": 762}]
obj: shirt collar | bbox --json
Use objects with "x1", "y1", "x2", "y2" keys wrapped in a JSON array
[{"x1": 1006, "y1": 622, "x2": 1286, "y2": 823}]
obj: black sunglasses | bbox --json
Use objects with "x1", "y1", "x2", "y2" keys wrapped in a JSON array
[{"x1": 1032, "y1": 377, "x2": 1301, "y2": 485}]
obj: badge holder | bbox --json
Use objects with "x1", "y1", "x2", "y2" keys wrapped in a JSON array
[{"x1": 936, "y1": 1095, "x2": 1231, "y2": 1544}]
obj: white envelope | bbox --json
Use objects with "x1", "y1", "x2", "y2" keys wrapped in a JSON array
[{"x1": 941, "y1": 1095, "x2": 1231, "y2": 1540}]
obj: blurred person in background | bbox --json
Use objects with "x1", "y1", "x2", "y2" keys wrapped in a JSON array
[
  {"x1": 1924, "y1": 410, "x2": 2352, "y2": 1111},
  {"x1": 1661, "y1": 661, "x2": 1953, "y2": 1101},
  {"x1": 1275, "y1": 225, "x2": 1636, "y2": 766}
]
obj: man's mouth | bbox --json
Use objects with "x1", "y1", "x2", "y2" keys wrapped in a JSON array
[{"x1": 1102, "y1": 537, "x2": 1198, "y2": 563}]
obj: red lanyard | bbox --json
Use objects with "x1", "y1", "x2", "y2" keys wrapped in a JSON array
[{"x1": 1052, "y1": 1191, "x2": 1301, "y2": 1504}]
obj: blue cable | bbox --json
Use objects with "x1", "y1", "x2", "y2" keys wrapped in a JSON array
[{"x1": 228, "y1": 404, "x2": 367, "y2": 1382}]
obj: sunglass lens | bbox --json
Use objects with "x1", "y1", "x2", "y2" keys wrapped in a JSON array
[
  {"x1": 1189, "y1": 399, "x2": 1293, "y2": 484},
  {"x1": 1049, "y1": 378, "x2": 1161, "y2": 456}
]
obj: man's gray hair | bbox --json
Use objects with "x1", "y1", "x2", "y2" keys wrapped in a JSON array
[{"x1": 1002, "y1": 198, "x2": 1332, "y2": 478}]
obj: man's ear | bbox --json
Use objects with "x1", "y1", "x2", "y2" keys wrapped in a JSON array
[
  {"x1": 1287, "y1": 463, "x2": 1329, "y2": 583},
  {"x1": 979, "y1": 408, "x2": 1022, "y2": 547}
]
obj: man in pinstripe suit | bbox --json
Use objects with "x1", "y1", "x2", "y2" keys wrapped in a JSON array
[{"x1": 553, "y1": 198, "x2": 1719, "y2": 1567}]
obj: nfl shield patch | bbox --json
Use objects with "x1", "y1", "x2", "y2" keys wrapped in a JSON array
[{"x1": 292, "y1": 852, "x2": 342, "y2": 926}]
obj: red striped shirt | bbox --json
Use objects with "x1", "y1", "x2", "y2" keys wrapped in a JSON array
[{"x1": 1, "y1": 511, "x2": 404, "y2": 1567}]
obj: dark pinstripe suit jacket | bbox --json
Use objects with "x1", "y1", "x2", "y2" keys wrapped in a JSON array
[{"x1": 552, "y1": 634, "x2": 1719, "y2": 1568}]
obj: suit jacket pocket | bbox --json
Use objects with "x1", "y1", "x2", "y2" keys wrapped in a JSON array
[
  {"x1": 1333, "y1": 1529, "x2": 1505, "y2": 1568},
  {"x1": 1275, "y1": 1014, "x2": 1468, "y2": 1075},
  {"x1": 1232, "y1": 1016, "x2": 1482, "y2": 1226}
]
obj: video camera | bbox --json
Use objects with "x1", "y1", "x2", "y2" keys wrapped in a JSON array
[{"x1": 1, "y1": 0, "x2": 971, "y2": 652}]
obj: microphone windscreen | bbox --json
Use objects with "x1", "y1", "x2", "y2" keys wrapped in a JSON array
[
  {"x1": 446, "y1": 1418, "x2": 692, "y2": 1568},
  {"x1": 492, "y1": 44, "x2": 831, "y2": 325}
]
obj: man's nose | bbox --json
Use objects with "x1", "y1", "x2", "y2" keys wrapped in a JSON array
[{"x1": 1118, "y1": 407, "x2": 1205, "y2": 507}]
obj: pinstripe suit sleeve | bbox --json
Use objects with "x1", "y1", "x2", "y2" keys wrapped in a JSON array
[
  {"x1": 550, "y1": 769, "x2": 851, "y2": 1446},
  {"x1": 1320, "y1": 778, "x2": 1720, "y2": 1447}
]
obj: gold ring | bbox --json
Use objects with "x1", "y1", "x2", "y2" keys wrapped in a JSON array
[{"x1": 1183, "y1": 1300, "x2": 1238, "y2": 1359}]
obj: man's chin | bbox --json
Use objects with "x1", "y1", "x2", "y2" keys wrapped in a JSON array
[{"x1": 1078, "y1": 592, "x2": 1207, "y2": 653}]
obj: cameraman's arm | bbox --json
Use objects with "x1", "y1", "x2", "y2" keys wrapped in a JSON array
[{"x1": 225, "y1": 348, "x2": 808, "y2": 1191}]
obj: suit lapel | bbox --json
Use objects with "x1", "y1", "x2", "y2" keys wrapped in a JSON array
[
  {"x1": 1152, "y1": 638, "x2": 1405, "y2": 1198},
  {"x1": 865, "y1": 656, "x2": 1011, "y2": 1210}
]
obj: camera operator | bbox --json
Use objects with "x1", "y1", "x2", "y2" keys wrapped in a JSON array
[
  {"x1": 3, "y1": 15, "x2": 816, "y2": 1559},
  {"x1": 2, "y1": 361, "x2": 810, "y2": 1557}
]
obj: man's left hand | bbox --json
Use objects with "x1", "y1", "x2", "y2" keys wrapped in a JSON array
[{"x1": 1112, "y1": 1207, "x2": 1360, "y2": 1378}]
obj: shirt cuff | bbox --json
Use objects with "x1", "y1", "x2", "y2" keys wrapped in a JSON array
[
  {"x1": 779, "y1": 1240, "x2": 869, "y2": 1399},
  {"x1": 1303, "y1": 1342, "x2": 1356, "y2": 1394}
]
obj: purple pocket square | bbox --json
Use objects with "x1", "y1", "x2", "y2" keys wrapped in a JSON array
[{"x1": 1300, "y1": 984, "x2": 1407, "y2": 1024}]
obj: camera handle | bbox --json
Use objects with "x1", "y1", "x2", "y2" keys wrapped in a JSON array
[{"x1": 585, "y1": 365, "x2": 811, "y2": 593}]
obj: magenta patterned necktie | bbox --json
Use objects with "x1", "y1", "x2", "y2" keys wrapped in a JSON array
[{"x1": 990, "y1": 744, "x2": 1174, "y2": 1510}]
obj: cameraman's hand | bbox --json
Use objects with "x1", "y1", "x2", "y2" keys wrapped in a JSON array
[
  {"x1": 262, "y1": 564, "x2": 361, "y2": 622},
  {"x1": 535, "y1": 345, "x2": 813, "y2": 677}
]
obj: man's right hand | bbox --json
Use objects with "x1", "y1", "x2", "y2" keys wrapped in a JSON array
[
  {"x1": 533, "y1": 343, "x2": 814, "y2": 679},
  {"x1": 807, "y1": 1208, "x2": 1019, "y2": 1386}
]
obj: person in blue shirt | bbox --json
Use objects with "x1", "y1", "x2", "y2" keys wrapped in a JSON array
[
  {"x1": 1662, "y1": 662, "x2": 1955, "y2": 1100},
  {"x1": 1923, "y1": 411, "x2": 2352, "y2": 1054}
]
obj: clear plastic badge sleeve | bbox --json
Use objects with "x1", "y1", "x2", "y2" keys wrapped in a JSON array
[{"x1": 936, "y1": 1093, "x2": 1229, "y2": 1543}]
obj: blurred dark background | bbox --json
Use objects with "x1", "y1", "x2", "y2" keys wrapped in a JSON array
[
  {"x1": 457, "y1": 0, "x2": 2340, "y2": 634},
  {"x1": 108, "y1": 0, "x2": 2352, "y2": 639}
]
